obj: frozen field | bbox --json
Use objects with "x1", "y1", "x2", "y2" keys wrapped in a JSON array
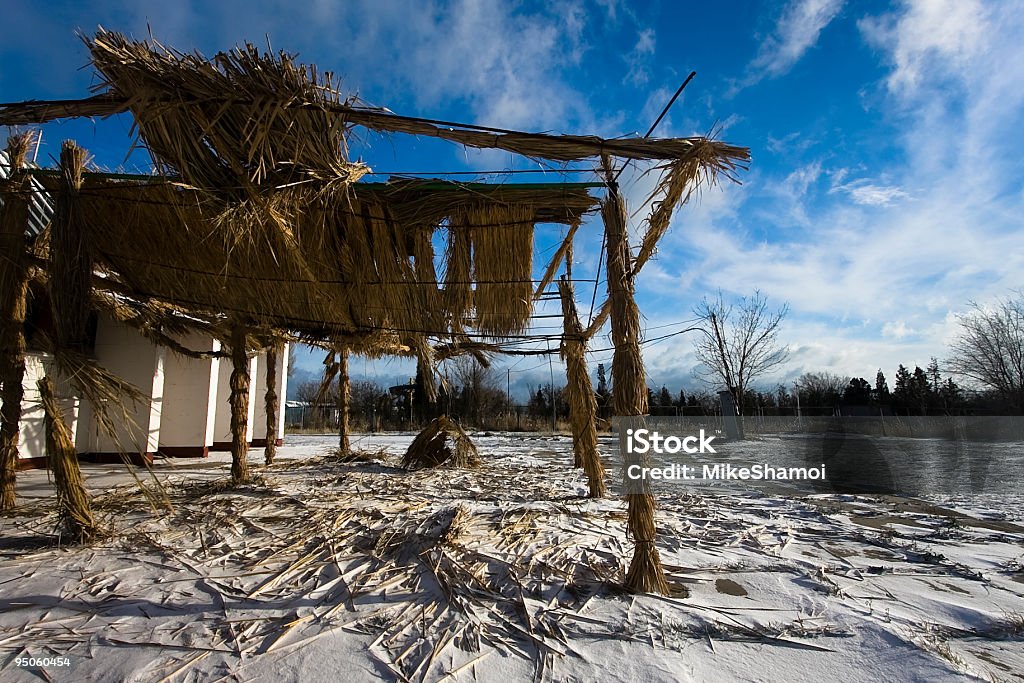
[{"x1": 1, "y1": 432, "x2": 1022, "y2": 682}]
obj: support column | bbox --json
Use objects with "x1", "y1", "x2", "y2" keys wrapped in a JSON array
[
  {"x1": 337, "y1": 347, "x2": 350, "y2": 454},
  {"x1": 229, "y1": 325, "x2": 251, "y2": 484},
  {"x1": 602, "y1": 162, "x2": 667, "y2": 594},
  {"x1": 39, "y1": 376, "x2": 95, "y2": 541},
  {"x1": 47, "y1": 141, "x2": 97, "y2": 535},
  {"x1": 558, "y1": 275, "x2": 605, "y2": 497},
  {"x1": 0, "y1": 134, "x2": 32, "y2": 510},
  {"x1": 264, "y1": 342, "x2": 281, "y2": 465}
]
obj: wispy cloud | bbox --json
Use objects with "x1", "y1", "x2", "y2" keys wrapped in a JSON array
[
  {"x1": 830, "y1": 178, "x2": 909, "y2": 206},
  {"x1": 745, "y1": 0, "x2": 845, "y2": 84}
]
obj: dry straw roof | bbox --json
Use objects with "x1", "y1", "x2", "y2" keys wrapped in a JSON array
[{"x1": 4, "y1": 29, "x2": 750, "y2": 351}]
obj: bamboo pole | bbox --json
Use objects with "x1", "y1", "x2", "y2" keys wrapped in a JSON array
[
  {"x1": 558, "y1": 275, "x2": 605, "y2": 497},
  {"x1": 0, "y1": 133, "x2": 33, "y2": 510},
  {"x1": 337, "y1": 347, "x2": 350, "y2": 454},
  {"x1": 263, "y1": 342, "x2": 281, "y2": 465},
  {"x1": 39, "y1": 375, "x2": 96, "y2": 541},
  {"x1": 229, "y1": 325, "x2": 251, "y2": 484},
  {"x1": 601, "y1": 157, "x2": 667, "y2": 594}
]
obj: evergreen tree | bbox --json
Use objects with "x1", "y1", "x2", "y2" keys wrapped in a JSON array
[
  {"x1": 874, "y1": 369, "x2": 890, "y2": 405},
  {"x1": 911, "y1": 366, "x2": 931, "y2": 415},
  {"x1": 676, "y1": 389, "x2": 686, "y2": 408},
  {"x1": 893, "y1": 365, "x2": 912, "y2": 414},
  {"x1": 843, "y1": 377, "x2": 872, "y2": 405},
  {"x1": 659, "y1": 386, "x2": 672, "y2": 408}
]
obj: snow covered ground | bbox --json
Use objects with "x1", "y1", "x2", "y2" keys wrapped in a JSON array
[{"x1": 1, "y1": 432, "x2": 1022, "y2": 682}]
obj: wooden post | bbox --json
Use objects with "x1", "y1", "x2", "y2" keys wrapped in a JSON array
[
  {"x1": 602, "y1": 160, "x2": 667, "y2": 594},
  {"x1": 263, "y1": 342, "x2": 281, "y2": 465},
  {"x1": 0, "y1": 134, "x2": 33, "y2": 510},
  {"x1": 229, "y1": 325, "x2": 251, "y2": 484},
  {"x1": 337, "y1": 347, "x2": 350, "y2": 454},
  {"x1": 558, "y1": 275, "x2": 606, "y2": 497},
  {"x1": 39, "y1": 376, "x2": 96, "y2": 541}
]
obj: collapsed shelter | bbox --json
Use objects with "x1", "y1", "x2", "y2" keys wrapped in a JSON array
[{"x1": 0, "y1": 30, "x2": 748, "y2": 590}]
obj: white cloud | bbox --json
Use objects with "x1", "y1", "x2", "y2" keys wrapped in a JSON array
[
  {"x1": 748, "y1": 0, "x2": 845, "y2": 81},
  {"x1": 830, "y1": 178, "x2": 909, "y2": 206},
  {"x1": 624, "y1": 28, "x2": 656, "y2": 86},
  {"x1": 859, "y1": 0, "x2": 987, "y2": 96}
]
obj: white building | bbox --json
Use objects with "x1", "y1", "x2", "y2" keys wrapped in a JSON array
[{"x1": 12, "y1": 314, "x2": 288, "y2": 468}]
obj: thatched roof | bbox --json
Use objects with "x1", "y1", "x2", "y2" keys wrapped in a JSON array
[
  {"x1": 31, "y1": 172, "x2": 598, "y2": 344},
  {"x1": 4, "y1": 29, "x2": 750, "y2": 360}
]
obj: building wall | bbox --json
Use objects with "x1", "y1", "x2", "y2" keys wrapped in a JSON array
[
  {"x1": 76, "y1": 316, "x2": 165, "y2": 457},
  {"x1": 156, "y1": 332, "x2": 220, "y2": 457},
  {"x1": 251, "y1": 344, "x2": 289, "y2": 446},
  {"x1": 11, "y1": 352, "x2": 80, "y2": 466},
  {"x1": 211, "y1": 352, "x2": 258, "y2": 450}
]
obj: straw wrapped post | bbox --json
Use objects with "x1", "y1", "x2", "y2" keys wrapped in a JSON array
[
  {"x1": 263, "y1": 342, "x2": 281, "y2": 465},
  {"x1": 558, "y1": 275, "x2": 605, "y2": 497},
  {"x1": 229, "y1": 325, "x2": 251, "y2": 484},
  {"x1": 337, "y1": 346, "x2": 350, "y2": 454},
  {"x1": 38, "y1": 375, "x2": 97, "y2": 541},
  {"x1": 51, "y1": 141, "x2": 92, "y2": 350},
  {"x1": 601, "y1": 157, "x2": 667, "y2": 594},
  {"x1": 0, "y1": 133, "x2": 33, "y2": 510}
]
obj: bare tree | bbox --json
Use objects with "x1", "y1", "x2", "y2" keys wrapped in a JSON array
[
  {"x1": 946, "y1": 294, "x2": 1024, "y2": 412},
  {"x1": 693, "y1": 291, "x2": 789, "y2": 415},
  {"x1": 793, "y1": 371, "x2": 850, "y2": 411},
  {"x1": 449, "y1": 357, "x2": 505, "y2": 427}
]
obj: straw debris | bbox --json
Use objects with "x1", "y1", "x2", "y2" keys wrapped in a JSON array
[{"x1": 402, "y1": 416, "x2": 480, "y2": 469}]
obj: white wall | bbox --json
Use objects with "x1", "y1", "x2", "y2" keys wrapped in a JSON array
[
  {"x1": 156, "y1": 332, "x2": 220, "y2": 453},
  {"x1": 212, "y1": 351, "x2": 258, "y2": 447},
  {"x1": 13, "y1": 352, "x2": 80, "y2": 461},
  {"x1": 76, "y1": 316, "x2": 164, "y2": 455},
  {"x1": 250, "y1": 344, "x2": 289, "y2": 444}
]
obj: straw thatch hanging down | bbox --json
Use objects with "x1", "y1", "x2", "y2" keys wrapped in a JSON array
[
  {"x1": 402, "y1": 416, "x2": 480, "y2": 469},
  {"x1": 558, "y1": 275, "x2": 605, "y2": 498},
  {"x1": 38, "y1": 375, "x2": 97, "y2": 541},
  {"x1": 0, "y1": 133, "x2": 33, "y2": 511},
  {"x1": 601, "y1": 157, "x2": 667, "y2": 595},
  {"x1": 263, "y1": 343, "x2": 281, "y2": 465},
  {"x1": 229, "y1": 325, "x2": 251, "y2": 485}
]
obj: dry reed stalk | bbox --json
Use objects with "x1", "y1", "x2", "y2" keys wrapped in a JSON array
[
  {"x1": 337, "y1": 347, "x2": 350, "y2": 454},
  {"x1": 38, "y1": 375, "x2": 97, "y2": 541},
  {"x1": 0, "y1": 133, "x2": 32, "y2": 510},
  {"x1": 471, "y1": 204, "x2": 533, "y2": 335},
  {"x1": 87, "y1": 30, "x2": 367, "y2": 192},
  {"x1": 229, "y1": 325, "x2": 251, "y2": 484},
  {"x1": 443, "y1": 215, "x2": 473, "y2": 329},
  {"x1": 557, "y1": 276, "x2": 605, "y2": 498},
  {"x1": 633, "y1": 139, "x2": 747, "y2": 276},
  {"x1": 263, "y1": 342, "x2": 281, "y2": 465},
  {"x1": 534, "y1": 220, "x2": 580, "y2": 301},
  {"x1": 50, "y1": 141, "x2": 92, "y2": 350},
  {"x1": 402, "y1": 416, "x2": 480, "y2": 469},
  {"x1": 601, "y1": 157, "x2": 666, "y2": 594}
]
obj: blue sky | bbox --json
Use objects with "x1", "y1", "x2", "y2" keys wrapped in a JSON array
[{"x1": 4, "y1": 0, "x2": 1023, "y2": 399}]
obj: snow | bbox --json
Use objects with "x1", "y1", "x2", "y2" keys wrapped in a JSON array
[{"x1": 1, "y1": 432, "x2": 1022, "y2": 681}]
